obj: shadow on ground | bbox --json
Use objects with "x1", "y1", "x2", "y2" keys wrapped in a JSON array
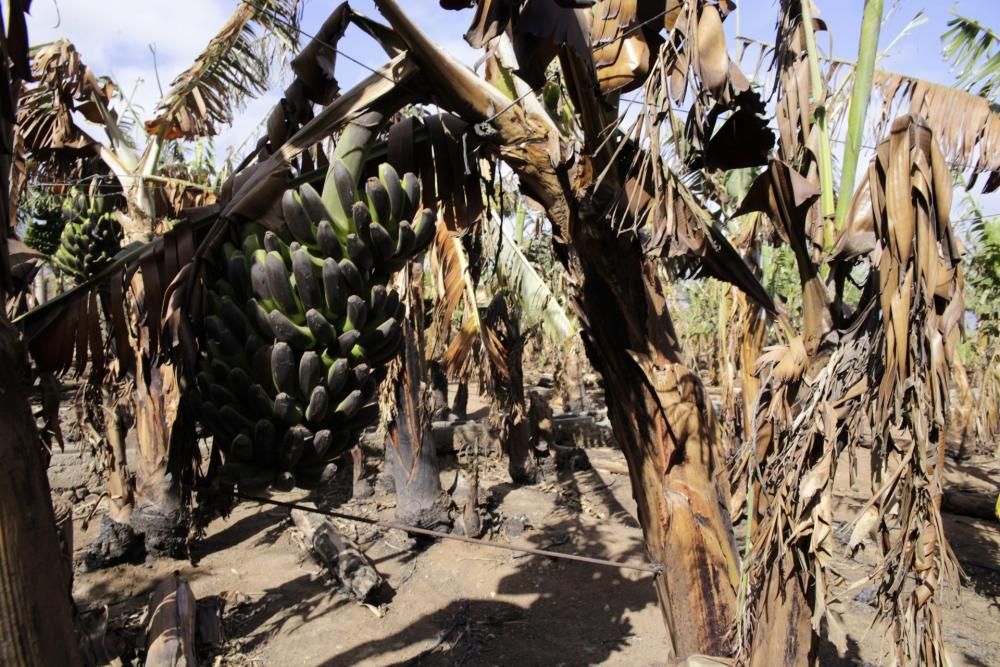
[{"x1": 321, "y1": 465, "x2": 659, "y2": 666}]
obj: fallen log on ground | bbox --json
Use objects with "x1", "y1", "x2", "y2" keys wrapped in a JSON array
[
  {"x1": 586, "y1": 448, "x2": 629, "y2": 475},
  {"x1": 291, "y1": 502, "x2": 382, "y2": 600},
  {"x1": 942, "y1": 488, "x2": 999, "y2": 523}
]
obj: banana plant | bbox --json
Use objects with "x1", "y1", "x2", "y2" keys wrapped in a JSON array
[{"x1": 13, "y1": 0, "x2": 380, "y2": 560}]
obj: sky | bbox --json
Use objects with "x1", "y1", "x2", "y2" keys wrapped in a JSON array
[{"x1": 21, "y1": 0, "x2": 1000, "y2": 216}]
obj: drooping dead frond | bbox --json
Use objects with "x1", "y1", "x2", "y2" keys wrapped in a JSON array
[
  {"x1": 145, "y1": 0, "x2": 300, "y2": 140},
  {"x1": 872, "y1": 71, "x2": 1000, "y2": 192},
  {"x1": 17, "y1": 40, "x2": 115, "y2": 155},
  {"x1": 739, "y1": 27, "x2": 1000, "y2": 193},
  {"x1": 591, "y1": 1, "x2": 667, "y2": 95},
  {"x1": 734, "y1": 160, "x2": 831, "y2": 354},
  {"x1": 387, "y1": 112, "x2": 484, "y2": 233},
  {"x1": 861, "y1": 117, "x2": 962, "y2": 666},
  {"x1": 618, "y1": 131, "x2": 775, "y2": 315},
  {"x1": 644, "y1": 0, "x2": 772, "y2": 166},
  {"x1": 739, "y1": 114, "x2": 963, "y2": 666},
  {"x1": 17, "y1": 213, "x2": 204, "y2": 378},
  {"x1": 455, "y1": 0, "x2": 594, "y2": 88},
  {"x1": 719, "y1": 214, "x2": 766, "y2": 456},
  {"x1": 431, "y1": 221, "x2": 506, "y2": 382}
]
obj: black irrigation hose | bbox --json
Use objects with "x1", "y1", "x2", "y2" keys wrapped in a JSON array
[{"x1": 237, "y1": 492, "x2": 663, "y2": 576}]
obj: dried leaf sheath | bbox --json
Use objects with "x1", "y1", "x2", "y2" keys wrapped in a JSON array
[
  {"x1": 432, "y1": 221, "x2": 506, "y2": 381},
  {"x1": 739, "y1": 114, "x2": 962, "y2": 666}
]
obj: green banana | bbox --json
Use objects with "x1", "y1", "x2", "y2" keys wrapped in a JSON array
[
  {"x1": 264, "y1": 251, "x2": 299, "y2": 315},
  {"x1": 298, "y1": 351, "x2": 324, "y2": 396},
  {"x1": 305, "y1": 308, "x2": 336, "y2": 345},
  {"x1": 292, "y1": 248, "x2": 321, "y2": 310},
  {"x1": 326, "y1": 161, "x2": 357, "y2": 239},
  {"x1": 268, "y1": 310, "x2": 313, "y2": 349},
  {"x1": 327, "y1": 357, "x2": 349, "y2": 396},
  {"x1": 316, "y1": 221, "x2": 342, "y2": 259},
  {"x1": 306, "y1": 386, "x2": 330, "y2": 422},
  {"x1": 365, "y1": 177, "x2": 392, "y2": 232},
  {"x1": 282, "y1": 190, "x2": 317, "y2": 245},
  {"x1": 195, "y1": 157, "x2": 442, "y2": 492},
  {"x1": 271, "y1": 342, "x2": 297, "y2": 395}
]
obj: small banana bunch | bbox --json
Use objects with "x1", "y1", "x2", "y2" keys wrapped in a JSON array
[
  {"x1": 194, "y1": 160, "x2": 436, "y2": 491},
  {"x1": 51, "y1": 188, "x2": 122, "y2": 281},
  {"x1": 23, "y1": 214, "x2": 65, "y2": 256}
]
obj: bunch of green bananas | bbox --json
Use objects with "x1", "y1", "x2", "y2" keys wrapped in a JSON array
[
  {"x1": 51, "y1": 189, "x2": 122, "y2": 280},
  {"x1": 194, "y1": 160, "x2": 436, "y2": 491},
  {"x1": 23, "y1": 215, "x2": 65, "y2": 256},
  {"x1": 21, "y1": 189, "x2": 67, "y2": 255}
]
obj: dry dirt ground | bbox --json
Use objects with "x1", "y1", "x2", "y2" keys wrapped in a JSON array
[{"x1": 46, "y1": 388, "x2": 1000, "y2": 666}]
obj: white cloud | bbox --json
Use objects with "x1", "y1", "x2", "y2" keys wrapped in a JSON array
[{"x1": 28, "y1": 0, "x2": 234, "y2": 118}]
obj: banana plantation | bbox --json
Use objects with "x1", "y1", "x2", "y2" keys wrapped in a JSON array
[{"x1": 4, "y1": 0, "x2": 1000, "y2": 665}]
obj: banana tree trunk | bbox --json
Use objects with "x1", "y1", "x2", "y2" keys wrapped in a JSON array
[
  {"x1": 0, "y1": 318, "x2": 82, "y2": 667},
  {"x1": 428, "y1": 360, "x2": 449, "y2": 420},
  {"x1": 570, "y1": 239, "x2": 740, "y2": 658},
  {"x1": 365, "y1": 2, "x2": 741, "y2": 655},
  {"x1": 90, "y1": 213, "x2": 189, "y2": 561},
  {"x1": 101, "y1": 383, "x2": 134, "y2": 524},
  {"x1": 452, "y1": 380, "x2": 469, "y2": 418},
  {"x1": 128, "y1": 306, "x2": 187, "y2": 558},
  {"x1": 505, "y1": 335, "x2": 538, "y2": 484},
  {"x1": 561, "y1": 340, "x2": 586, "y2": 413},
  {"x1": 506, "y1": 417, "x2": 537, "y2": 483},
  {"x1": 949, "y1": 355, "x2": 975, "y2": 459},
  {"x1": 387, "y1": 266, "x2": 448, "y2": 527},
  {"x1": 122, "y1": 167, "x2": 192, "y2": 557},
  {"x1": 387, "y1": 316, "x2": 448, "y2": 527},
  {"x1": 0, "y1": 12, "x2": 81, "y2": 657},
  {"x1": 749, "y1": 561, "x2": 815, "y2": 666}
]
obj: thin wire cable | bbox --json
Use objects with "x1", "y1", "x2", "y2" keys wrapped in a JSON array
[
  {"x1": 258, "y1": 2, "x2": 664, "y2": 130},
  {"x1": 237, "y1": 492, "x2": 663, "y2": 575}
]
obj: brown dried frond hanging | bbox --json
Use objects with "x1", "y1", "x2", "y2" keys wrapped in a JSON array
[
  {"x1": 739, "y1": 114, "x2": 963, "y2": 666},
  {"x1": 481, "y1": 291, "x2": 524, "y2": 427},
  {"x1": 17, "y1": 40, "x2": 116, "y2": 154},
  {"x1": 739, "y1": 27, "x2": 1000, "y2": 193},
  {"x1": 872, "y1": 72, "x2": 1000, "y2": 193},
  {"x1": 621, "y1": 0, "x2": 772, "y2": 174},
  {"x1": 387, "y1": 112, "x2": 484, "y2": 233},
  {"x1": 431, "y1": 221, "x2": 507, "y2": 382},
  {"x1": 860, "y1": 113, "x2": 962, "y2": 667}
]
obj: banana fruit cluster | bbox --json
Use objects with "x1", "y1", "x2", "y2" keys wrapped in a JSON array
[
  {"x1": 194, "y1": 160, "x2": 436, "y2": 491},
  {"x1": 23, "y1": 213, "x2": 65, "y2": 256},
  {"x1": 51, "y1": 188, "x2": 122, "y2": 281}
]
